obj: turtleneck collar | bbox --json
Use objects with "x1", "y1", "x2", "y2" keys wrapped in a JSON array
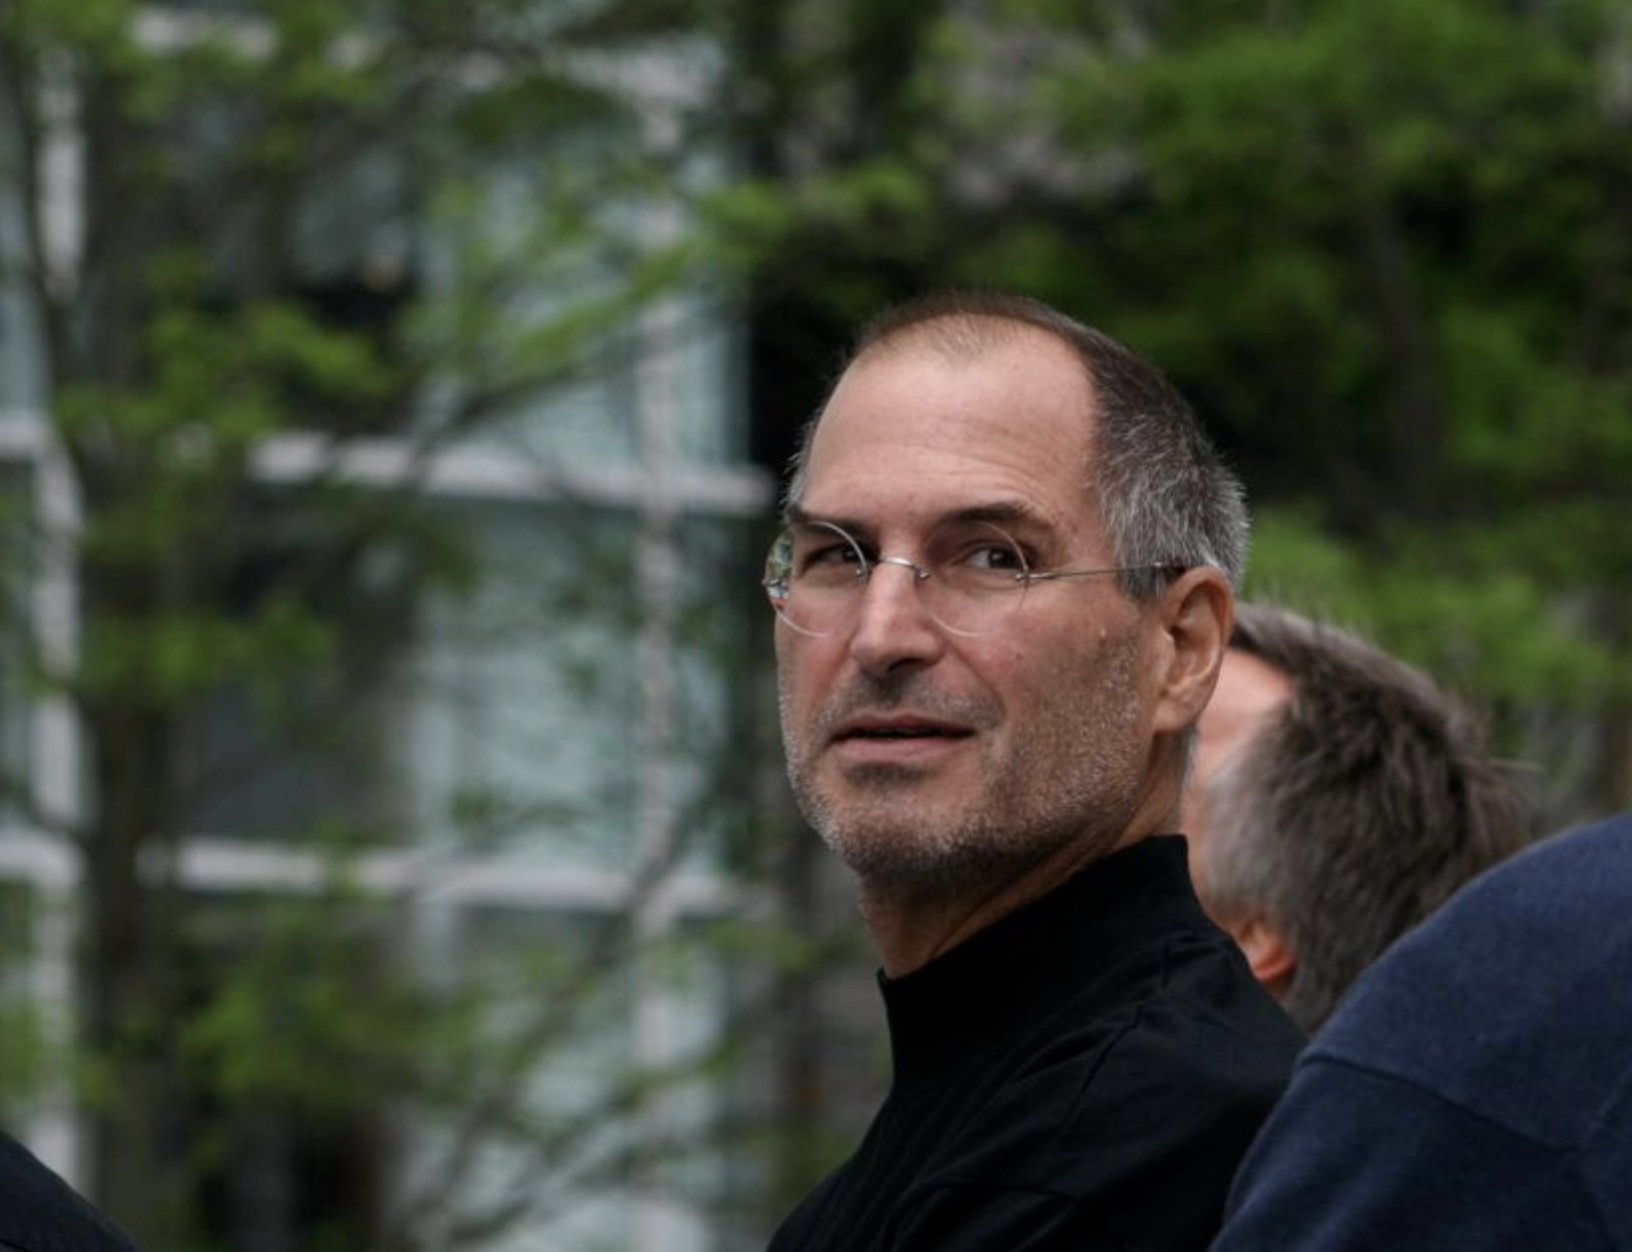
[{"x1": 877, "y1": 836, "x2": 1212, "y2": 1088}]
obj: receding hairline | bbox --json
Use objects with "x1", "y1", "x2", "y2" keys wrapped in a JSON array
[
  {"x1": 850, "y1": 309, "x2": 1099, "y2": 408},
  {"x1": 790, "y1": 314, "x2": 1102, "y2": 522},
  {"x1": 844, "y1": 300, "x2": 1105, "y2": 403},
  {"x1": 854, "y1": 306, "x2": 1058, "y2": 362},
  {"x1": 791, "y1": 310, "x2": 1105, "y2": 505}
]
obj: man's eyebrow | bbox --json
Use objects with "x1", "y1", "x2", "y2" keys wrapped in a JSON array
[
  {"x1": 787, "y1": 500, "x2": 1047, "y2": 532},
  {"x1": 946, "y1": 501, "x2": 1046, "y2": 528},
  {"x1": 785, "y1": 507, "x2": 874, "y2": 541}
]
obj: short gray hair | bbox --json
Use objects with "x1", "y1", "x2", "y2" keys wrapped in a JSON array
[
  {"x1": 782, "y1": 291, "x2": 1249, "y2": 599},
  {"x1": 1197, "y1": 604, "x2": 1531, "y2": 1033}
]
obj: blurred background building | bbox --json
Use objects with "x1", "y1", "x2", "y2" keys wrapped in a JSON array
[{"x1": 0, "y1": 3, "x2": 816, "y2": 1249}]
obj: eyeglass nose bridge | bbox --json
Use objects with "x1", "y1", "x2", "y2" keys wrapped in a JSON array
[
  {"x1": 853, "y1": 553, "x2": 938, "y2": 626},
  {"x1": 856, "y1": 550, "x2": 1002, "y2": 639},
  {"x1": 870, "y1": 553, "x2": 935, "y2": 582}
]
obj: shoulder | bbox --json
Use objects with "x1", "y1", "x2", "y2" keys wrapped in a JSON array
[
  {"x1": 1390, "y1": 809, "x2": 1632, "y2": 948},
  {"x1": 1312, "y1": 812, "x2": 1632, "y2": 1142},
  {"x1": 1402, "y1": 810, "x2": 1632, "y2": 957},
  {"x1": 1419, "y1": 811, "x2": 1632, "y2": 945},
  {"x1": 1070, "y1": 925, "x2": 1302, "y2": 1100},
  {"x1": 1054, "y1": 927, "x2": 1301, "y2": 1154},
  {"x1": 956, "y1": 931, "x2": 1299, "y2": 1249},
  {"x1": 1214, "y1": 1053, "x2": 1618, "y2": 1252},
  {"x1": 1329, "y1": 812, "x2": 1632, "y2": 1036},
  {"x1": 0, "y1": 1130, "x2": 142, "y2": 1252},
  {"x1": 987, "y1": 928, "x2": 1299, "y2": 1210},
  {"x1": 1214, "y1": 813, "x2": 1632, "y2": 1252}
]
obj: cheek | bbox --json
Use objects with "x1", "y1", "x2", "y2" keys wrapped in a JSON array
[
  {"x1": 1030, "y1": 623, "x2": 1153, "y2": 732},
  {"x1": 969, "y1": 637, "x2": 1084, "y2": 733},
  {"x1": 1002, "y1": 619, "x2": 1103, "y2": 681},
  {"x1": 962, "y1": 631, "x2": 1041, "y2": 680},
  {"x1": 775, "y1": 634, "x2": 837, "y2": 720}
]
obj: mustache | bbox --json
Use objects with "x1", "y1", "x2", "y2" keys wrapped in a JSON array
[{"x1": 813, "y1": 672, "x2": 999, "y2": 738}]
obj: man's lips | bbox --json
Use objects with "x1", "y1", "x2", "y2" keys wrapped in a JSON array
[
  {"x1": 828, "y1": 715, "x2": 975, "y2": 762},
  {"x1": 830, "y1": 714, "x2": 974, "y2": 743}
]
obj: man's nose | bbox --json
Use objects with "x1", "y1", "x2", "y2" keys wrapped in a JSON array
[{"x1": 847, "y1": 563, "x2": 946, "y2": 676}]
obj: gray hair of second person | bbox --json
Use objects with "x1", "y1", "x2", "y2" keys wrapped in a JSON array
[
  {"x1": 1197, "y1": 604, "x2": 1531, "y2": 1033},
  {"x1": 780, "y1": 291, "x2": 1250, "y2": 601}
]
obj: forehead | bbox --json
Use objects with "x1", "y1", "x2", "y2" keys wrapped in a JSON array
[{"x1": 801, "y1": 325, "x2": 1100, "y2": 535}]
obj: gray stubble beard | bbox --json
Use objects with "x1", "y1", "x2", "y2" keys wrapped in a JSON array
[{"x1": 780, "y1": 636, "x2": 1146, "y2": 908}]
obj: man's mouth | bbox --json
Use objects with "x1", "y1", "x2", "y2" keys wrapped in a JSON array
[{"x1": 833, "y1": 717, "x2": 973, "y2": 745}]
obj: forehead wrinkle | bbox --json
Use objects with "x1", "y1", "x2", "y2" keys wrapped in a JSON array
[
  {"x1": 797, "y1": 328, "x2": 1104, "y2": 547},
  {"x1": 787, "y1": 497, "x2": 1055, "y2": 541}
]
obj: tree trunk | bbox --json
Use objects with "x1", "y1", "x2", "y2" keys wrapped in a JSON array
[{"x1": 80, "y1": 697, "x2": 192, "y2": 1240}]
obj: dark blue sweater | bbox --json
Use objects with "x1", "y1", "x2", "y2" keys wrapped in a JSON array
[{"x1": 1213, "y1": 810, "x2": 1632, "y2": 1251}]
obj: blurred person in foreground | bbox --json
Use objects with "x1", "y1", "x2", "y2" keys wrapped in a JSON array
[
  {"x1": 1212, "y1": 807, "x2": 1632, "y2": 1250},
  {"x1": 763, "y1": 291, "x2": 1301, "y2": 1252},
  {"x1": 1184, "y1": 603, "x2": 1530, "y2": 1033},
  {"x1": 0, "y1": 1128, "x2": 143, "y2": 1251}
]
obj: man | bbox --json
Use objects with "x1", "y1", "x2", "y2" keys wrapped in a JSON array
[
  {"x1": 1212, "y1": 808, "x2": 1632, "y2": 1251},
  {"x1": 764, "y1": 292, "x2": 1302, "y2": 1251},
  {"x1": 0, "y1": 1128, "x2": 143, "y2": 1251},
  {"x1": 1185, "y1": 604, "x2": 1529, "y2": 1032}
]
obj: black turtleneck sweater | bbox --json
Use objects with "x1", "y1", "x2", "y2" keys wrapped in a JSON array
[{"x1": 767, "y1": 837, "x2": 1303, "y2": 1252}]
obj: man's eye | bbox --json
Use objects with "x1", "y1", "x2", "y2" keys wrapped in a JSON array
[
  {"x1": 962, "y1": 543, "x2": 1025, "y2": 572},
  {"x1": 799, "y1": 542, "x2": 865, "y2": 575},
  {"x1": 810, "y1": 544, "x2": 856, "y2": 565}
]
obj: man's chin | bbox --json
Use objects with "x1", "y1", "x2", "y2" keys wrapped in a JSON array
[
  {"x1": 816, "y1": 805, "x2": 989, "y2": 883},
  {"x1": 814, "y1": 805, "x2": 942, "y2": 864},
  {"x1": 827, "y1": 828, "x2": 1042, "y2": 901}
]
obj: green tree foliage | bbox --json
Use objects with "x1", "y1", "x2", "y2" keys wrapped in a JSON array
[
  {"x1": 1, "y1": 0, "x2": 786, "y2": 1247},
  {"x1": 1017, "y1": 0, "x2": 1632, "y2": 822},
  {"x1": 712, "y1": 0, "x2": 1632, "y2": 824}
]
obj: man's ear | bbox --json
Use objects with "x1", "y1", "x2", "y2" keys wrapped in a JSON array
[
  {"x1": 1150, "y1": 567, "x2": 1233, "y2": 737},
  {"x1": 1228, "y1": 914, "x2": 1297, "y2": 999}
]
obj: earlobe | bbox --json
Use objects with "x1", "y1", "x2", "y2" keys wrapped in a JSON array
[
  {"x1": 1231, "y1": 915, "x2": 1297, "y2": 998},
  {"x1": 1150, "y1": 569, "x2": 1234, "y2": 736}
]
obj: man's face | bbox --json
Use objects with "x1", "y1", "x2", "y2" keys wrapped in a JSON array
[
  {"x1": 1185, "y1": 647, "x2": 1293, "y2": 899},
  {"x1": 775, "y1": 326, "x2": 1166, "y2": 896}
]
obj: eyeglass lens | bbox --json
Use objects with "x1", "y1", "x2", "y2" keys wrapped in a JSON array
[{"x1": 764, "y1": 520, "x2": 1032, "y2": 637}]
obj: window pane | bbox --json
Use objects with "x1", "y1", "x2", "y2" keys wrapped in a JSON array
[{"x1": 404, "y1": 500, "x2": 641, "y2": 868}]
